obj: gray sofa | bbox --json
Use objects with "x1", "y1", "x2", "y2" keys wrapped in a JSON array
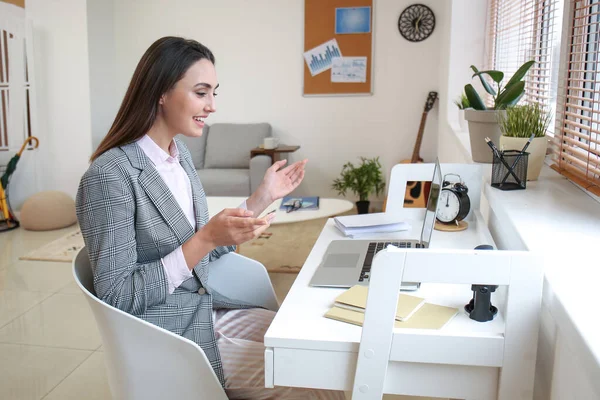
[{"x1": 177, "y1": 123, "x2": 272, "y2": 196}]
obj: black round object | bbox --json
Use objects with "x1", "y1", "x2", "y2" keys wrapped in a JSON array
[
  {"x1": 437, "y1": 184, "x2": 471, "y2": 224},
  {"x1": 464, "y1": 299, "x2": 498, "y2": 316},
  {"x1": 398, "y1": 4, "x2": 436, "y2": 42}
]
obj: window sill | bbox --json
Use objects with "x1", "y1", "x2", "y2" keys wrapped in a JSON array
[{"x1": 447, "y1": 123, "x2": 600, "y2": 387}]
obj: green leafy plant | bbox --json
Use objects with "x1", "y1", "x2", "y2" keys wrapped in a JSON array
[
  {"x1": 332, "y1": 157, "x2": 385, "y2": 201},
  {"x1": 498, "y1": 103, "x2": 552, "y2": 138},
  {"x1": 453, "y1": 92, "x2": 470, "y2": 110},
  {"x1": 464, "y1": 60, "x2": 535, "y2": 110}
]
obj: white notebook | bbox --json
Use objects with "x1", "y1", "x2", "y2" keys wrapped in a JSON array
[{"x1": 334, "y1": 213, "x2": 411, "y2": 237}]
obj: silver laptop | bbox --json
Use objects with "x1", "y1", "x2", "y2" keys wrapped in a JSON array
[{"x1": 309, "y1": 159, "x2": 442, "y2": 290}]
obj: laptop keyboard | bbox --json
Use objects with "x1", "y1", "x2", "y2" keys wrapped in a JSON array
[{"x1": 359, "y1": 241, "x2": 424, "y2": 282}]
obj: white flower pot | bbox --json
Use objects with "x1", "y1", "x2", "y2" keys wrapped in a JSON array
[
  {"x1": 498, "y1": 136, "x2": 548, "y2": 181},
  {"x1": 464, "y1": 109, "x2": 506, "y2": 163}
]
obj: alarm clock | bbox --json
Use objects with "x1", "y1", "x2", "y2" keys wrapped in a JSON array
[{"x1": 436, "y1": 174, "x2": 471, "y2": 225}]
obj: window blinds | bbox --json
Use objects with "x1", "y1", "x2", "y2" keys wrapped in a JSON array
[
  {"x1": 552, "y1": 0, "x2": 600, "y2": 195},
  {"x1": 485, "y1": 0, "x2": 562, "y2": 111}
]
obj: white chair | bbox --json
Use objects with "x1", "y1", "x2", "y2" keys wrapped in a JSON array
[{"x1": 73, "y1": 246, "x2": 279, "y2": 400}]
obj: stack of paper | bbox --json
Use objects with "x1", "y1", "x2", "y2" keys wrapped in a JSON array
[
  {"x1": 324, "y1": 285, "x2": 459, "y2": 330},
  {"x1": 333, "y1": 213, "x2": 410, "y2": 237}
]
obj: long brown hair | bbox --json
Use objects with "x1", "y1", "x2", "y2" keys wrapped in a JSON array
[{"x1": 90, "y1": 37, "x2": 215, "y2": 161}]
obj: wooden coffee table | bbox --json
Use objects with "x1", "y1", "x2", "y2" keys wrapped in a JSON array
[
  {"x1": 250, "y1": 145, "x2": 300, "y2": 165},
  {"x1": 206, "y1": 196, "x2": 354, "y2": 225}
]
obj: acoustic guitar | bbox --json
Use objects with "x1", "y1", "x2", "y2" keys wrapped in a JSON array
[{"x1": 383, "y1": 91, "x2": 438, "y2": 211}]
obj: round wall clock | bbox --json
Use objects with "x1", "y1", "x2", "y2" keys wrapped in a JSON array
[{"x1": 398, "y1": 4, "x2": 436, "y2": 42}]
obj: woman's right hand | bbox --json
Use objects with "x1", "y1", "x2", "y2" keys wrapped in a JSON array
[
  {"x1": 183, "y1": 208, "x2": 274, "y2": 271},
  {"x1": 200, "y1": 208, "x2": 274, "y2": 247}
]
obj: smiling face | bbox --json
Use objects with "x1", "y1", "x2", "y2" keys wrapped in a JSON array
[{"x1": 158, "y1": 59, "x2": 218, "y2": 138}]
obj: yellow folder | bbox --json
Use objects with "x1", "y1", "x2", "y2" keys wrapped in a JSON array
[
  {"x1": 325, "y1": 302, "x2": 459, "y2": 330},
  {"x1": 334, "y1": 285, "x2": 425, "y2": 321}
]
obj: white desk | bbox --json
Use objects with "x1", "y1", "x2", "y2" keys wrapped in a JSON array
[
  {"x1": 264, "y1": 163, "x2": 543, "y2": 399},
  {"x1": 264, "y1": 210, "x2": 500, "y2": 384}
]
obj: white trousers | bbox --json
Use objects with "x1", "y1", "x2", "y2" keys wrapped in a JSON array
[{"x1": 214, "y1": 308, "x2": 346, "y2": 400}]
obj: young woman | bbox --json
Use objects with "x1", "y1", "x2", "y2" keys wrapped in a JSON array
[{"x1": 76, "y1": 37, "x2": 344, "y2": 399}]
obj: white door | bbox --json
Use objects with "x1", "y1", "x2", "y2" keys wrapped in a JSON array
[{"x1": 0, "y1": 3, "x2": 38, "y2": 207}]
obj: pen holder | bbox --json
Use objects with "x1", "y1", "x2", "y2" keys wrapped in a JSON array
[{"x1": 491, "y1": 150, "x2": 528, "y2": 191}]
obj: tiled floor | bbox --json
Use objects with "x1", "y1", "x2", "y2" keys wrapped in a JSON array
[
  {"x1": 0, "y1": 226, "x2": 442, "y2": 400},
  {"x1": 0, "y1": 226, "x2": 108, "y2": 400}
]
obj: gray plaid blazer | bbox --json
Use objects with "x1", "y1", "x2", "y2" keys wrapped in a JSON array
[{"x1": 76, "y1": 138, "x2": 252, "y2": 386}]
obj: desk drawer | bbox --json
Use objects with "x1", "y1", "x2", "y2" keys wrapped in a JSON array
[
  {"x1": 271, "y1": 347, "x2": 499, "y2": 398},
  {"x1": 273, "y1": 347, "x2": 356, "y2": 390},
  {"x1": 390, "y1": 333, "x2": 505, "y2": 367}
]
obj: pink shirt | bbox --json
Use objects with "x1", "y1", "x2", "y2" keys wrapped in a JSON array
[
  {"x1": 137, "y1": 135, "x2": 195, "y2": 294},
  {"x1": 137, "y1": 135, "x2": 248, "y2": 294}
]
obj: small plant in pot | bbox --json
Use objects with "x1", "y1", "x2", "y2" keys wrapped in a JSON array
[
  {"x1": 464, "y1": 60, "x2": 534, "y2": 163},
  {"x1": 453, "y1": 92, "x2": 470, "y2": 132},
  {"x1": 332, "y1": 157, "x2": 385, "y2": 214},
  {"x1": 498, "y1": 103, "x2": 552, "y2": 181}
]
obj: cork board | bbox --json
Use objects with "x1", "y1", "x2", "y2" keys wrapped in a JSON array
[
  {"x1": 1, "y1": 0, "x2": 25, "y2": 8},
  {"x1": 303, "y1": 0, "x2": 373, "y2": 96}
]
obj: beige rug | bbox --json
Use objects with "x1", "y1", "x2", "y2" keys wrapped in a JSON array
[
  {"x1": 238, "y1": 217, "x2": 330, "y2": 273},
  {"x1": 20, "y1": 229, "x2": 85, "y2": 262},
  {"x1": 19, "y1": 214, "x2": 351, "y2": 273}
]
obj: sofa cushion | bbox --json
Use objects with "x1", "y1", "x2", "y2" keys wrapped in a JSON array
[
  {"x1": 196, "y1": 168, "x2": 251, "y2": 196},
  {"x1": 204, "y1": 123, "x2": 271, "y2": 169},
  {"x1": 176, "y1": 124, "x2": 209, "y2": 168}
]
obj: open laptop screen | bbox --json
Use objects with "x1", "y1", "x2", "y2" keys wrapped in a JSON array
[{"x1": 419, "y1": 159, "x2": 442, "y2": 246}]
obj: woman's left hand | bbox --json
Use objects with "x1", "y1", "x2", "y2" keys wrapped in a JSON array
[{"x1": 259, "y1": 159, "x2": 307, "y2": 202}]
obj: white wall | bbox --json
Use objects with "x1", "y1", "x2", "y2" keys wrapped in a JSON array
[
  {"x1": 437, "y1": 0, "x2": 487, "y2": 165},
  {"x1": 26, "y1": 0, "x2": 93, "y2": 204},
  {"x1": 444, "y1": 0, "x2": 488, "y2": 126},
  {"x1": 87, "y1": 0, "x2": 117, "y2": 151},
  {"x1": 103, "y1": 0, "x2": 446, "y2": 203}
]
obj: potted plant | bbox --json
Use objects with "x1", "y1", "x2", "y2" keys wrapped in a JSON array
[
  {"x1": 332, "y1": 157, "x2": 385, "y2": 214},
  {"x1": 498, "y1": 103, "x2": 551, "y2": 181},
  {"x1": 464, "y1": 60, "x2": 534, "y2": 163},
  {"x1": 453, "y1": 92, "x2": 470, "y2": 132}
]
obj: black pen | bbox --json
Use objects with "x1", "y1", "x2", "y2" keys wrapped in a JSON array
[
  {"x1": 485, "y1": 137, "x2": 502, "y2": 159},
  {"x1": 520, "y1": 133, "x2": 536, "y2": 153}
]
